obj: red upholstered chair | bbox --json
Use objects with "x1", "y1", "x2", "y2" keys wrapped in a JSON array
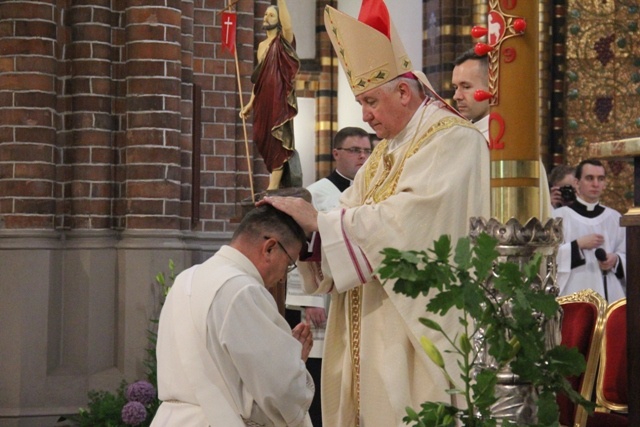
[
  {"x1": 586, "y1": 298, "x2": 628, "y2": 427},
  {"x1": 557, "y1": 289, "x2": 606, "y2": 427}
]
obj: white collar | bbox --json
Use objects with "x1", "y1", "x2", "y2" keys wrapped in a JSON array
[{"x1": 576, "y1": 196, "x2": 599, "y2": 211}]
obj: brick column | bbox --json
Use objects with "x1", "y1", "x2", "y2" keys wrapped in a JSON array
[
  {"x1": 123, "y1": 0, "x2": 183, "y2": 230},
  {"x1": 179, "y1": 0, "x2": 194, "y2": 230},
  {"x1": 316, "y1": 0, "x2": 337, "y2": 180},
  {"x1": 0, "y1": 0, "x2": 57, "y2": 229},
  {"x1": 63, "y1": 0, "x2": 117, "y2": 229}
]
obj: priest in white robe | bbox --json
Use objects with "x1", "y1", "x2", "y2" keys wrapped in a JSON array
[
  {"x1": 260, "y1": 1, "x2": 491, "y2": 425},
  {"x1": 554, "y1": 159, "x2": 626, "y2": 303},
  {"x1": 152, "y1": 206, "x2": 315, "y2": 427}
]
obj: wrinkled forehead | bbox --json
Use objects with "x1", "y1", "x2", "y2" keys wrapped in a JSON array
[{"x1": 355, "y1": 83, "x2": 390, "y2": 103}]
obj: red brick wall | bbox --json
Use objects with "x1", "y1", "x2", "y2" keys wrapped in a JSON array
[
  {"x1": 0, "y1": 0, "x2": 58, "y2": 229},
  {"x1": 0, "y1": 0, "x2": 272, "y2": 232}
]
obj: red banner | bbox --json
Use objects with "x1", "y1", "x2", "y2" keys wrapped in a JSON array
[{"x1": 221, "y1": 11, "x2": 237, "y2": 55}]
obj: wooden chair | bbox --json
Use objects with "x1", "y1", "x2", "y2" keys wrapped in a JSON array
[
  {"x1": 557, "y1": 289, "x2": 607, "y2": 427},
  {"x1": 587, "y1": 298, "x2": 628, "y2": 427}
]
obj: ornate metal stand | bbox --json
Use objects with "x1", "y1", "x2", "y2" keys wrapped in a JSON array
[{"x1": 469, "y1": 216, "x2": 564, "y2": 425}]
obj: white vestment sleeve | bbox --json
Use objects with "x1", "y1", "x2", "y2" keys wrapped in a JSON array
[
  {"x1": 555, "y1": 241, "x2": 573, "y2": 295},
  {"x1": 209, "y1": 282, "x2": 313, "y2": 427},
  {"x1": 614, "y1": 217, "x2": 626, "y2": 271},
  {"x1": 317, "y1": 208, "x2": 374, "y2": 292},
  {"x1": 556, "y1": 240, "x2": 579, "y2": 274}
]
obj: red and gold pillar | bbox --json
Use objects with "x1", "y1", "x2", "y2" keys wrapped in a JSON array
[
  {"x1": 470, "y1": 1, "x2": 563, "y2": 424},
  {"x1": 475, "y1": 0, "x2": 541, "y2": 224}
]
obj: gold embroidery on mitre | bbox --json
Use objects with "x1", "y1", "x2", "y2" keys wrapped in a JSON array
[
  {"x1": 325, "y1": 7, "x2": 396, "y2": 95},
  {"x1": 363, "y1": 116, "x2": 473, "y2": 203},
  {"x1": 401, "y1": 56, "x2": 412, "y2": 70},
  {"x1": 326, "y1": 9, "x2": 353, "y2": 80},
  {"x1": 352, "y1": 69, "x2": 390, "y2": 92}
]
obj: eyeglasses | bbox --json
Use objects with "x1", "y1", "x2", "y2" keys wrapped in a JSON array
[
  {"x1": 265, "y1": 236, "x2": 297, "y2": 273},
  {"x1": 276, "y1": 240, "x2": 298, "y2": 273},
  {"x1": 335, "y1": 147, "x2": 372, "y2": 156}
]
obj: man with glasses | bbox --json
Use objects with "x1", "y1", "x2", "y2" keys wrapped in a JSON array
[
  {"x1": 273, "y1": 237, "x2": 298, "y2": 273},
  {"x1": 308, "y1": 127, "x2": 372, "y2": 212},
  {"x1": 152, "y1": 205, "x2": 314, "y2": 427},
  {"x1": 286, "y1": 126, "x2": 372, "y2": 426}
]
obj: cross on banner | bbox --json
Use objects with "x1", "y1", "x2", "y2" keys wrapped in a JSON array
[{"x1": 222, "y1": 11, "x2": 236, "y2": 54}]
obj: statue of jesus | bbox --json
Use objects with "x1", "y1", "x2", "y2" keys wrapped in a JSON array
[{"x1": 240, "y1": 0, "x2": 300, "y2": 191}]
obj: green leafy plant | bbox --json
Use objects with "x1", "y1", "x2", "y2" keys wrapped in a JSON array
[
  {"x1": 72, "y1": 260, "x2": 176, "y2": 426},
  {"x1": 377, "y1": 233, "x2": 594, "y2": 427},
  {"x1": 74, "y1": 379, "x2": 159, "y2": 427},
  {"x1": 75, "y1": 382, "x2": 128, "y2": 427}
]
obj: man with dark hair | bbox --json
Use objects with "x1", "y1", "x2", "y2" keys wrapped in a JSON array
[
  {"x1": 554, "y1": 159, "x2": 626, "y2": 302},
  {"x1": 152, "y1": 205, "x2": 314, "y2": 426},
  {"x1": 308, "y1": 126, "x2": 372, "y2": 210},
  {"x1": 451, "y1": 47, "x2": 553, "y2": 217},
  {"x1": 452, "y1": 48, "x2": 490, "y2": 128},
  {"x1": 240, "y1": 0, "x2": 300, "y2": 190},
  {"x1": 286, "y1": 126, "x2": 372, "y2": 426}
]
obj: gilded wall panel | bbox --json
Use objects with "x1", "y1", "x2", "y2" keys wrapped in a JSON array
[{"x1": 564, "y1": 0, "x2": 640, "y2": 213}]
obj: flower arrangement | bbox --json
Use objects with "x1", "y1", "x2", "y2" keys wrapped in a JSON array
[
  {"x1": 121, "y1": 381, "x2": 158, "y2": 425},
  {"x1": 121, "y1": 401, "x2": 148, "y2": 426},
  {"x1": 72, "y1": 261, "x2": 176, "y2": 426},
  {"x1": 377, "y1": 233, "x2": 594, "y2": 427},
  {"x1": 74, "y1": 380, "x2": 158, "y2": 427}
]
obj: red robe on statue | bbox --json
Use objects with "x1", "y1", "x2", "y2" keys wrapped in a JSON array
[{"x1": 250, "y1": 34, "x2": 299, "y2": 174}]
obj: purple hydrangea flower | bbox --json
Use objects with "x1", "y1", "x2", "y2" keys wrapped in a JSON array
[
  {"x1": 126, "y1": 380, "x2": 156, "y2": 405},
  {"x1": 121, "y1": 401, "x2": 147, "y2": 426}
]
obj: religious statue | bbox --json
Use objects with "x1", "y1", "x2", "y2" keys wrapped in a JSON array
[{"x1": 240, "y1": 0, "x2": 301, "y2": 191}]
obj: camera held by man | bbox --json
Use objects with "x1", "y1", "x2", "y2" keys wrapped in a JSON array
[
  {"x1": 559, "y1": 184, "x2": 576, "y2": 205},
  {"x1": 549, "y1": 165, "x2": 576, "y2": 209}
]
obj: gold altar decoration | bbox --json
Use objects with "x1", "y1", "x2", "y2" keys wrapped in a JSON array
[
  {"x1": 563, "y1": 0, "x2": 640, "y2": 214},
  {"x1": 589, "y1": 137, "x2": 640, "y2": 159},
  {"x1": 589, "y1": 136, "x2": 640, "y2": 216}
]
